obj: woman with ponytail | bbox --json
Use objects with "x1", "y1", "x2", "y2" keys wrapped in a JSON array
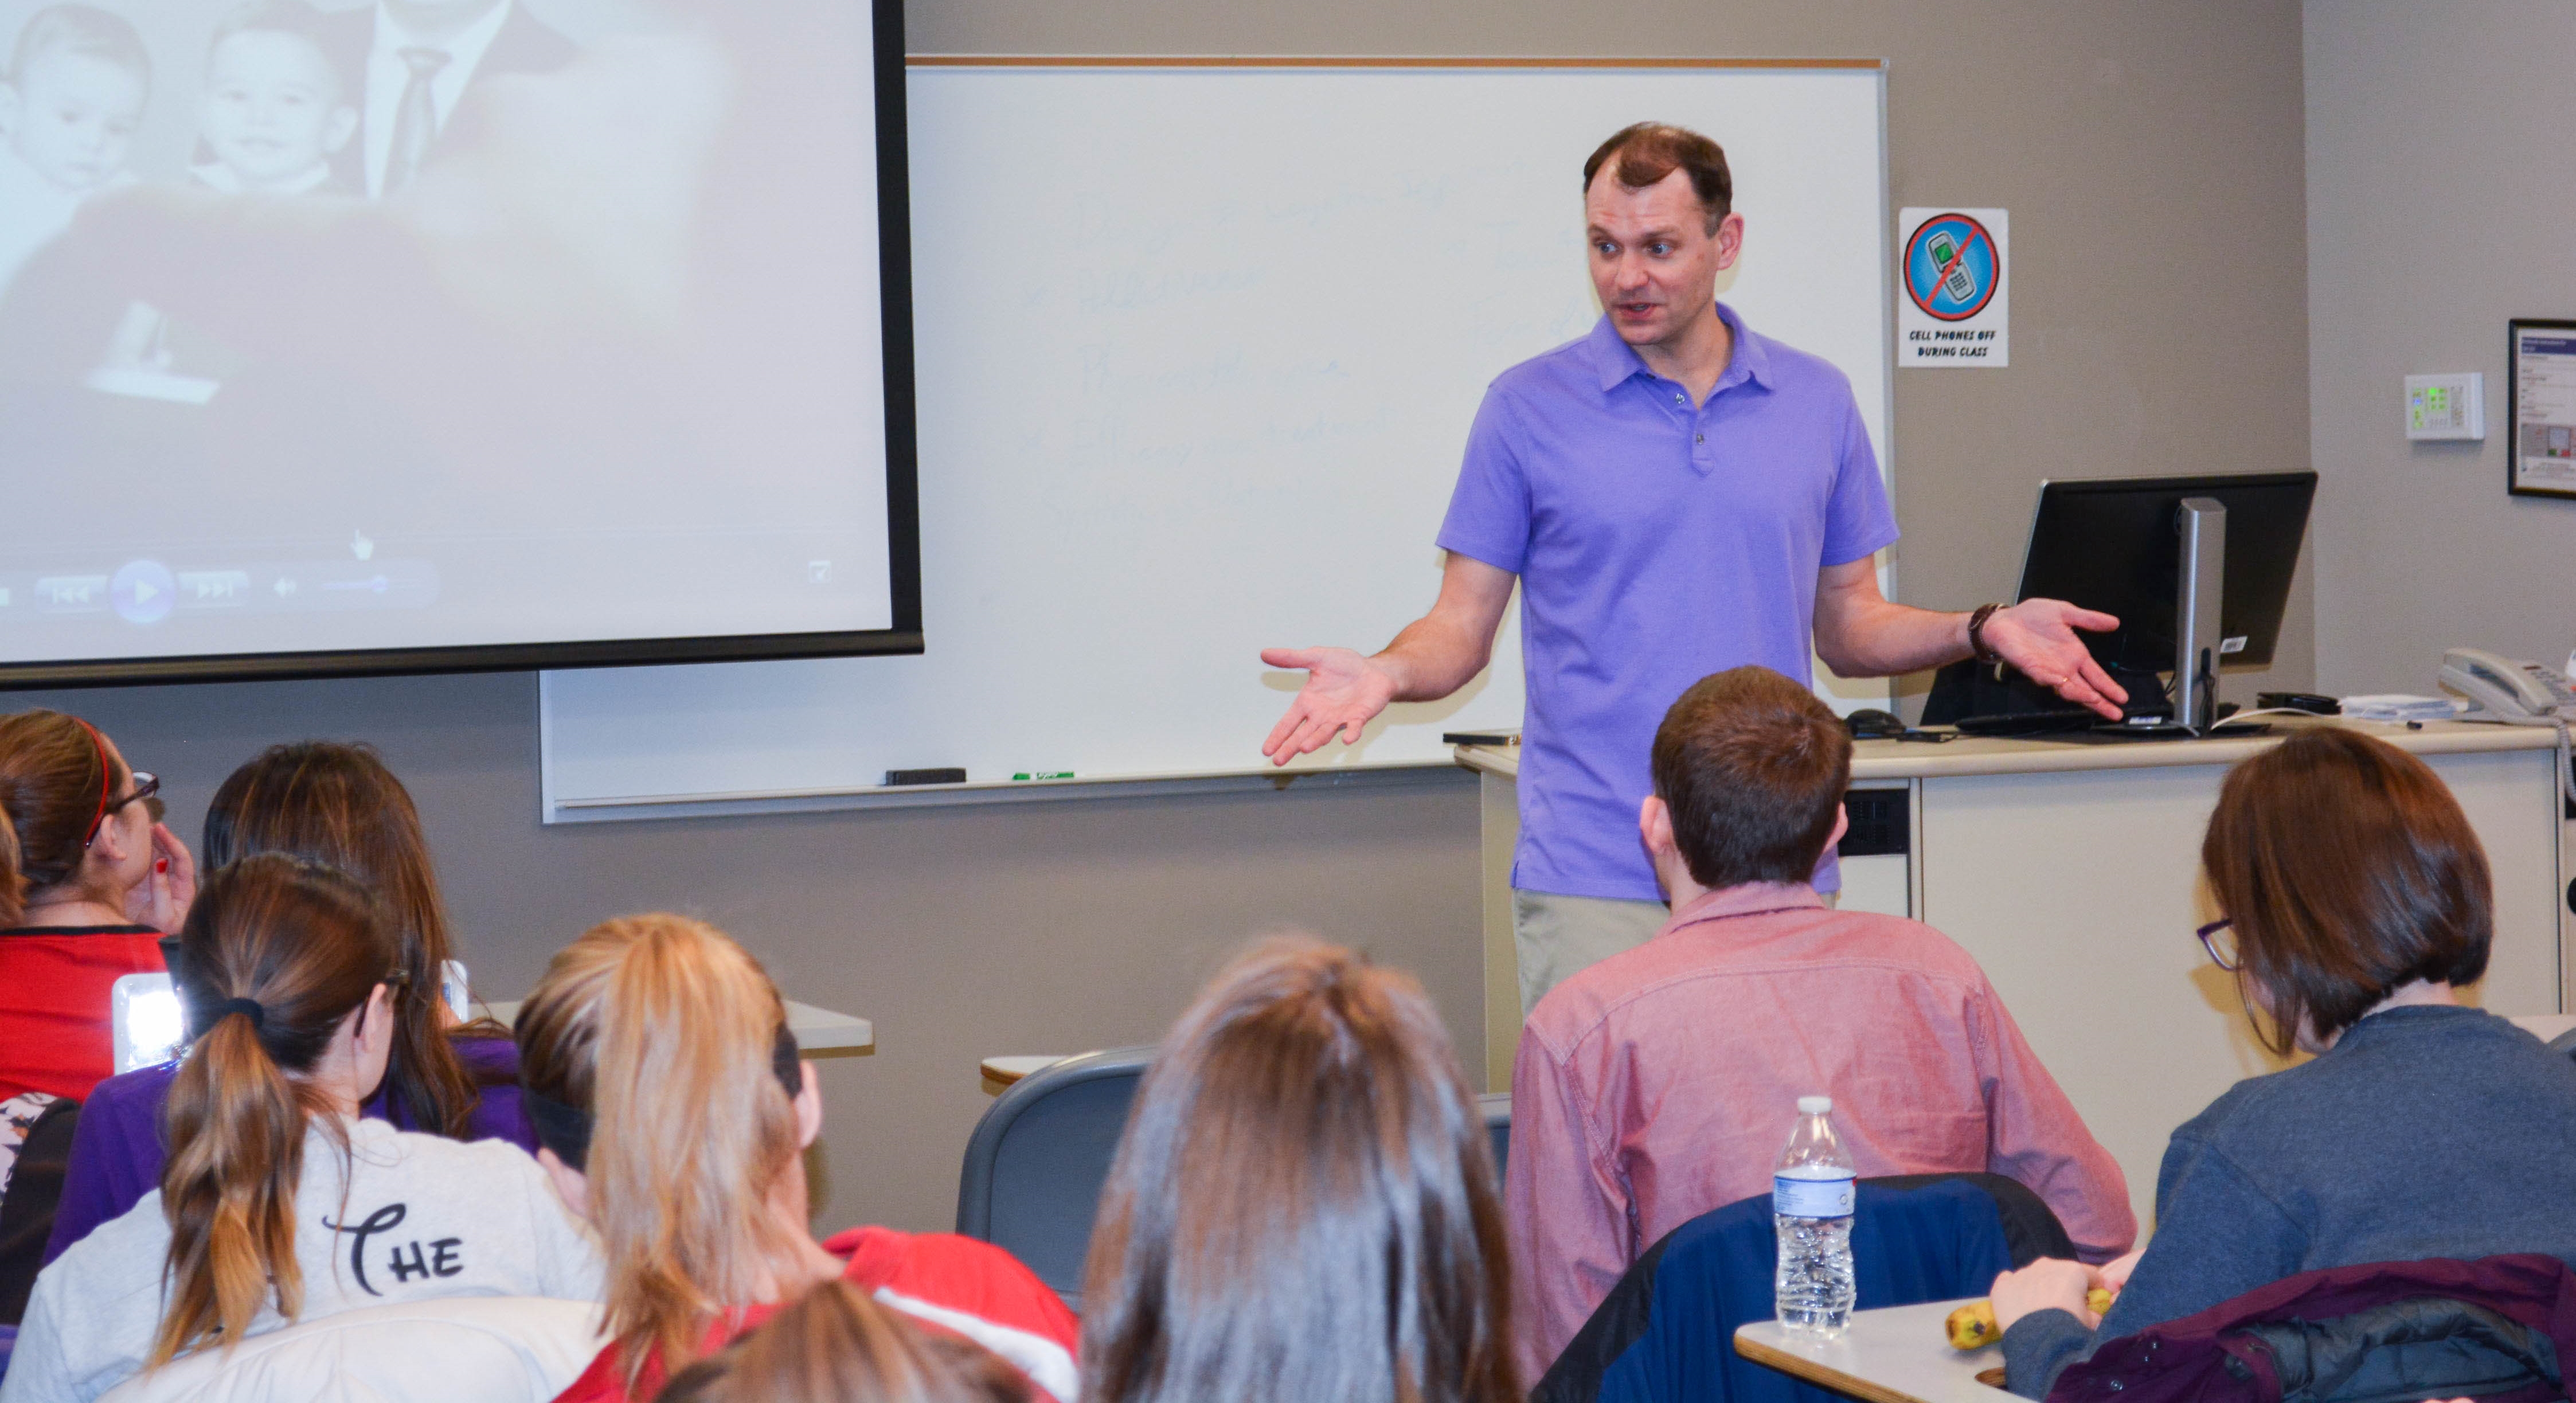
[
  {"x1": 0, "y1": 710, "x2": 192, "y2": 1316},
  {"x1": 0, "y1": 856, "x2": 600, "y2": 1403},
  {"x1": 0, "y1": 709, "x2": 194, "y2": 1107},
  {"x1": 514, "y1": 914, "x2": 1077, "y2": 1403},
  {"x1": 44, "y1": 742, "x2": 535, "y2": 1265}
]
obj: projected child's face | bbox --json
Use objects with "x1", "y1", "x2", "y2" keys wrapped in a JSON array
[
  {"x1": 200, "y1": 30, "x2": 354, "y2": 190},
  {"x1": 2, "y1": 50, "x2": 145, "y2": 192}
]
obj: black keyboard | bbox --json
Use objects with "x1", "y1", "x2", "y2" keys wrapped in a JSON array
[{"x1": 1949, "y1": 708, "x2": 2105, "y2": 737}]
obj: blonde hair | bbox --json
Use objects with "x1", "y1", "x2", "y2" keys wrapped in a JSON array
[
  {"x1": 657, "y1": 1281, "x2": 1033, "y2": 1403},
  {"x1": 153, "y1": 856, "x2": 393, "y2": 1366},
  {"x1": 513, "y1": 914, "x2": 807, "y2": 1381}
]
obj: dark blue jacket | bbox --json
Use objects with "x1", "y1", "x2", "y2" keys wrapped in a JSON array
[{"x1": 1537, "y1": 1174, "x2": 2070, "y2": 1403}]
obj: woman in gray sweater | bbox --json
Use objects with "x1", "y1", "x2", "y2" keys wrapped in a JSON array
[
  {"x1": 2, "y1": 856, "x2": 600, "y2": 1402},
  {"x1": 1992, "y1": 727, "x2": 2576, "y2": 1398}
]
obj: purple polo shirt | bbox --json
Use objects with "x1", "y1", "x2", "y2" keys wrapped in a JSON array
[{"x1": 1436, "y1": 303, "x2": 1898, "y2": 902}]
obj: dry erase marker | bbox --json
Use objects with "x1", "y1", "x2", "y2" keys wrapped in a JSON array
[{"x1": 1011, "y1": 771, "x2": 1076, "y2": 781}]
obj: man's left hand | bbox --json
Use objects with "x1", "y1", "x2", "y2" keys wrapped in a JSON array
[{"x1": 1980, "y1": 600, "x2": 2127, "y2": 719}]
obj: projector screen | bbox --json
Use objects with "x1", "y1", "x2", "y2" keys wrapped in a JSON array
[{"x1": 0, "y1": 0, "x2": 918, "y2": 685}]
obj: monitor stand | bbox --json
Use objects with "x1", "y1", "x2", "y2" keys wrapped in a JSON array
[{"x1": 2171, "y1": 496, "x2": 2227, "y2": 733}]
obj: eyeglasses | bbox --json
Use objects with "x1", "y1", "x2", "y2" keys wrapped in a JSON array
[
  {"x1": 75, "y1": 718, "x2": 163, "y2": 848},
  {"x1": 83, "y1": 758, "x2": 163, "y2": 853},
  {"x1": 2196, "y1": 917, "x2": 2239, "y2": 972},
  {"x1": 85, "y1": 771, "x2": 162, "y2": 845}
]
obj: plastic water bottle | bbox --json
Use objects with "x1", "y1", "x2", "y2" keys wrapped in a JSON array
[{"x1": 1773, "y1": 1094, "x2": 1856, "y2": 1335}]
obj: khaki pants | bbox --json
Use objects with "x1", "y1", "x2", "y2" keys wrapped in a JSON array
[
  {"x1": 1511, "y1": 889, "x2": 1668, "y2": 1014},
  {"x1": 1512, "y1": 885, "x2": 1840, "y2": 1014}
]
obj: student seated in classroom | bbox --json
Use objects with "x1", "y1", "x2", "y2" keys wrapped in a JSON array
[
  {"x1": 0, "y1": 710, "x2": 195, "y2": 1298},
  {"x1": 45, "y1": 741, "x2": 533, "y2": 1265},
  {"x1": 0, "y1": 711, "x2": 193, "y2": 1108},
  {"x1": 0, "y1": 855, "x2": 601, "y2": 1402},
  {"x1": 1080, "y1": 936, "x2": 1522, "y2": 1403},
  {"x1": 656, "y1": 1280, "x2": 1033, "y2": 1403},
  {"x1": 1990, "y1": 728, "x2": 2576, "y2": 1398},
  {"x1": 1506, "y1": 666, "x2": 2135, "y2": 1381},
  {"x1": 513, "y1": 913, "x2": 1080, "y2": 1403}
]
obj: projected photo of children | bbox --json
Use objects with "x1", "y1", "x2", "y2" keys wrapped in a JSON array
[{"x1": 0, "y1": 0, "x2": 886, "y2": 636}]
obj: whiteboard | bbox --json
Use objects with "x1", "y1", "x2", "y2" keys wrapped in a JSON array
[{"x1": 541, "y1": 61, "x2": 1891, "y2": 820}]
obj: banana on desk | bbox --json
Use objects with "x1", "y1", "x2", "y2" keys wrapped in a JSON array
[{"x1": 1944, "y1": 1290, "x2": 2114, "y2": 1350}]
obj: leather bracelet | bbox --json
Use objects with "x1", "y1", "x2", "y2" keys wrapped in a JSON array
[{"x1": 1967, "y1": 602, "x2": 2008, "y2": 664}]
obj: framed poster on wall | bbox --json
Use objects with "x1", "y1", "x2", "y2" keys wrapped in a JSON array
[{"x1": 2508, "y1": 319, "x2": 2576, "y2": 499}]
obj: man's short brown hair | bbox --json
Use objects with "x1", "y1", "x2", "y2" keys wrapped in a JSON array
[
  {"x1": 1584, "y1": 123, "x2": 1733, "y2": 235},
  {"x1": 2202, "y1": 728, "x2": 2493, "y2": 1054},
  {"x1": 1650, "y1": 667, "x2": 1850, "y2": 890}
]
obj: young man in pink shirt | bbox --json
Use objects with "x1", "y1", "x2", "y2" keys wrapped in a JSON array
[{"x1": 1504, "y1": 666, "x2": 2135, "y2": 1382}]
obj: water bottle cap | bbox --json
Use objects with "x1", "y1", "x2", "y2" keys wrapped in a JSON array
[{"x1": 1798, "y1": 1095, "x2": 1832, "y2": 1115}]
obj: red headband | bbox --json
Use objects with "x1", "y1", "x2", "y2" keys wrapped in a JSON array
[{"x1": 75, "y1": 718, "x2": 114, "y2": 847}]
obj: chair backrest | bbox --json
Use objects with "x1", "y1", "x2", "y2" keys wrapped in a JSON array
[
  {"x1": 955, "y1": 1046, "x2": 1155, "y2": 1310},
  {"x1": 92, "y1": 1296, "x2": 603, "y2": 1403},
  {"x1": 1478, "y1": 1091, "x2": 1511, "y2": 1177},
  {"x1": 1536, "y1": 1173, "x2": 2053, "y2": 1403}
]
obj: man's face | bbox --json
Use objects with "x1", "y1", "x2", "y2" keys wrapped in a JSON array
[
  {"x1": 1, "y1": 50, "x2": 146, "y2": 192},
  {"x1": 201, "y1": 30, "x2": 355, "y2": 188},
  {"x1": 1584, "y1": 165, "x2": 1743, "y2": 353}
]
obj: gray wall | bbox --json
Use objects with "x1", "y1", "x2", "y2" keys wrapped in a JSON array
[
  {"x1": 10, "y1": 1, "x2": 2314, "y2": 1237},
  {"x1": 2305, "y1": 1, "x2": 2576, "y2": 693}
]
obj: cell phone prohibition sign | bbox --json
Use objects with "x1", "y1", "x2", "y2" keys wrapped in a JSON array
[{"x1": 1903, "y1": 212, "x2": 2000, "y2": 322}]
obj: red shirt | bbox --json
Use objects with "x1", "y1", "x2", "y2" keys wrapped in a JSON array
[
  {"x1": 1504, "y1": 882, "x2": 2137, "y2": 1382},
  {"x1": 0, "y1": 924, "x2": 166, "y2": 1102},
  {"x1": 552, "y1": 1226, "x2": 1080, "y2": 1403}
]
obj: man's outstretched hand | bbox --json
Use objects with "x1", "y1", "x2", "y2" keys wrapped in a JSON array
[
  {"x1": 1980, "y1": 600, "x2": 2128, "y2": 720},
  {"x1": 1261, "y1": 647, "x2": 1399, "y2": 765}
]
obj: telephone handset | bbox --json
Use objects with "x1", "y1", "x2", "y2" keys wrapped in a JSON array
[{"x1": 2438, "y1": 648, "x2": 2576, "y2": 721}]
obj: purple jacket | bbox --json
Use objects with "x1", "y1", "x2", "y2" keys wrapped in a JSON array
[
  {"x1": 2049, "y1": 1255, "x2": 2576, "y2": 1403},
  {"x1": 41, "y1": 1034, "x2": 533, "y2": 1264}
]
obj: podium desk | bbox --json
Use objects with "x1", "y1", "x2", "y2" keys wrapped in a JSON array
[{"x1": 1458, "y1": 718, "x2": 2569, "y2": 1230}]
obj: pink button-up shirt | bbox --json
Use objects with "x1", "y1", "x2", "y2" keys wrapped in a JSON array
[{"x1": 1504, "y1": 882, "x2": 2135, "y2": 1382}]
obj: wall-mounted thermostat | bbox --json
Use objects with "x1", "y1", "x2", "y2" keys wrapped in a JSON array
[{"x1": 2405, "y1": 372, "x2": 2485, "y2": 440}]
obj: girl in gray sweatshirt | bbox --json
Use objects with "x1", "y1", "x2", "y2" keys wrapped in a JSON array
[{"x1": 0, "y1": 856, "x2": 601, "y2": 1402}]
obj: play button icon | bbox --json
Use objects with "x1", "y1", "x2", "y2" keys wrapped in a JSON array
[{"x1": 112, "y1": 560, "x2": 175, "y2": 624}]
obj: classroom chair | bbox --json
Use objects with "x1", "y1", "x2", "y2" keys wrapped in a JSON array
[
  {"x1": 1478, "y1": 1089, "x2": 1512, "y2": 1177},
  {"x1": 955, "y1": 1045, "x2": 1155, "y2": 1309},
  {"x1": 1535, "y1": 1173, "x2": 2073, "y2": 1403}
]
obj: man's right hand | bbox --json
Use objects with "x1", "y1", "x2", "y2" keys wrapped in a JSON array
[{"x1": 1260, "y1": 647, "x2": 1400, "y2": 765}]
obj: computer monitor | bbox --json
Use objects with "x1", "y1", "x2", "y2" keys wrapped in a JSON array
[{"x1": 2012, "y1": 471, "x2": 2317, "y2": 675}]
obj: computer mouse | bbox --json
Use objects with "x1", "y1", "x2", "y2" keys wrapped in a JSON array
[{"x1": 1844, "y1": 708, "x2": 1906, "y2": 740}]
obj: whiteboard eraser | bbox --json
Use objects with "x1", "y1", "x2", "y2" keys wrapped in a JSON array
[{"x1": 884, "y1": 768, "x2": 967, "y2": 786}]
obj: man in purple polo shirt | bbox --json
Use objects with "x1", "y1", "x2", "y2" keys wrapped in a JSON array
[{"x1": 1261, "y1": 122, "x2": 2124, "y2": 1010}]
